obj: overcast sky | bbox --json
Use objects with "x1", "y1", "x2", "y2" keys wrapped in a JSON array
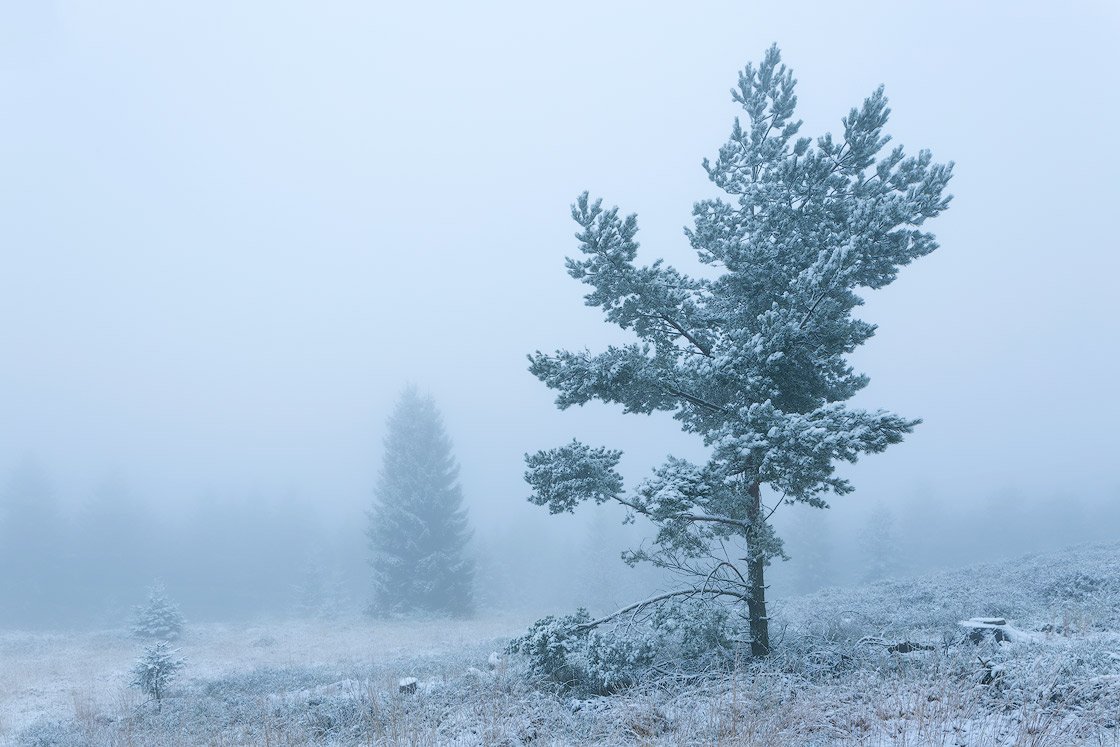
[{"x1": 1, "y1": 2, "x2": 1117, "y2": 539}]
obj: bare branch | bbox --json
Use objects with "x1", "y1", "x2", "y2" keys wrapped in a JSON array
[{"x1": 574, "y1": 588, "x2": 748, "y2": 632}]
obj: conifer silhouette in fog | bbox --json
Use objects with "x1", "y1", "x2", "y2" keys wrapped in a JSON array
[{"x1": 367, "y1": 388, "x2": 474, "y2": 616}]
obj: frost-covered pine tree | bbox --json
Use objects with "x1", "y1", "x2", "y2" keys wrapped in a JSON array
[
  {"x1": 524, "y1": 45, "x2": 951, "y2": 656},
  {"x1": 572, "y1": 510, "x2": 630, "y2": 615},
  {"x1": 0, "y1": 461, "x2": 67, "y2": 626},
  {"x1": 293, "y1": 548, "x2": 349, "y2": 619},
  {"x1": 860, "y1": 502, "x2": 901, "y2": 582},
  {"x1": 130, "y1": 581, "x2": 185, "y2": 640},
  {"x1": 367, "y1": 388, "x2": 474, "y2": 616},
  {"x1": 130, "y1": 641, "x2": 185, "y2": 709},
  {"x1": 786, "y1": 506, "x2": 836, "y2": 593}
]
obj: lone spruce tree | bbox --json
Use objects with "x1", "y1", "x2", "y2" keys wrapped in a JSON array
[
  {"x1": 368, "y1": 388, "x2": 474, "y2": 616},
  {"x1": 525, "y1": 46, "x2": 951, "y2": 656}
]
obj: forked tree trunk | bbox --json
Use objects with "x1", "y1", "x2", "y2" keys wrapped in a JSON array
[{"x1": 745, "y1": 480, "x2": 770, "y2": 656}]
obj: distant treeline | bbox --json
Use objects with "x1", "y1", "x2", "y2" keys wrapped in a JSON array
[
  {"x1": 3, "y1": 458, "x2": 1116, "y2": 631},
  {"x1": 0, "y1": 459, "x2": 663, "y2": 631},
  {"x1": 0, "y1": 461, "x2": 364, "y2": 629}
]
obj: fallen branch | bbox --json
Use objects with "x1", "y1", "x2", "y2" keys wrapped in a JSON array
[{"x1": 859, "y1": 636, "x2": 935, "y2": 653}]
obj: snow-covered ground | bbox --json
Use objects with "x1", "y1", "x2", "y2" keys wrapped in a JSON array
[
  {"x1": 4, "y1": 543, "x2": 1119, "y2": 745},
  {"x1": 0, "y1": 614, "x2": 529, "y2": 745}
]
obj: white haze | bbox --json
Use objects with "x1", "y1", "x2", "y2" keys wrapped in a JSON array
[{"x1": 1, "y1": 1, "x2": 1118, "y2": 625}]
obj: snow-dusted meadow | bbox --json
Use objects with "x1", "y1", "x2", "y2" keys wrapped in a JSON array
[
  {"x1": 1, "y1": 614, "x2": 525, "y2": 745},
  {"x1": 4, "y1": 542, "x2": 1118, "y2": 746},
  {"x1": 2, "y1": 6, "x2": 1119, "y2": 746}
]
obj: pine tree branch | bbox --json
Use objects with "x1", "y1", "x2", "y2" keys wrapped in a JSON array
[
  {"x1": 648, "y1": 312, "x2": 712, "y2": 357},
  {"x1": 613, "y1": 495, "x2": 752, "y2": 532},
  {"x1": 574, "y1": 588, "x2": 748, "y2": 632},
  {"x1": 665, "y1": 388, "x2": 729, "y2": 414},
  {"x1": 702, "y1": 560, "x2": 748, "y2": 592}
]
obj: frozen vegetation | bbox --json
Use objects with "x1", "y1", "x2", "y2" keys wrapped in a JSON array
[
  {"x1": 2, "y1": 11, "x2": 1117, "y2": 747},
  {"x1": 4, "y1": 541, "x2": 1118, "y2": 746}
]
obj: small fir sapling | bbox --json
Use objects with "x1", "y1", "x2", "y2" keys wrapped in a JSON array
[{"x1": 130, "y1": 641, "x2": 185, "y2": 709}]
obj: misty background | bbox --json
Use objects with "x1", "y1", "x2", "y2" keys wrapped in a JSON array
[{"x1": 1, "y1": 2, "x2": 1118, "y2": 629}]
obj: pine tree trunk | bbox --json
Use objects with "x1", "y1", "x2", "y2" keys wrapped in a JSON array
[{"x1": 745, "y1": 480, "x2": 770, "y2": 657}]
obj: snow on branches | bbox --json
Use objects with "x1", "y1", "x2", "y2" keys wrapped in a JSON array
[{"x1": 521, "y1": 44, "x2": 951, "y2": 662}]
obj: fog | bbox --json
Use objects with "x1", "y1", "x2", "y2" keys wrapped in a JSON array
[{"x1": 2, "y1": 1, "x2": 1118, "y2": 630}]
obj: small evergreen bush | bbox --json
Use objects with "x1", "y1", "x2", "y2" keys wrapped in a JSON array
[
  {"x1": 130, "y1": 641, "x2": 185, "y2": 709},
  {"x1": 509, "y1": 599, "x2": 744, "y2": 695}
]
